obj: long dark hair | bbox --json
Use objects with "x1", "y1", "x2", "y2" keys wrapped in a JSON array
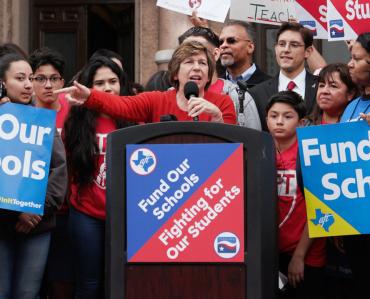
[
  {"x1": 64, "y1": 56, "x2": 128, "y2": 186},
  {"x1": 310, "y1": 63, "x2": 357, "y2": 124}
]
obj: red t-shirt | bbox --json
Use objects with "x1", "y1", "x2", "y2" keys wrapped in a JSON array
[
  {"x1": 56, "y1": 94, "x2": 70, "y2": 135},
  {"x1": 85, "y1": 89, "x2": 236, "y2": 124},
  {"x1": 69, "y1": 116, "x2": 117, "y2": 220},
  {"x1": 55, "y1": 94, "x2": 70, "y2": 214},
  {"x1": 276, "y1": 140, "x2": 326, "y2": 267}
]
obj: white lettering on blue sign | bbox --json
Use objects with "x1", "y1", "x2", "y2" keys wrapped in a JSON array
[
  {"x1": 302, "y1": 131, "x2": 370, "y2": 166},
  {"x1": 0, "y1": 113, "x2": 51, "y2": 146}
]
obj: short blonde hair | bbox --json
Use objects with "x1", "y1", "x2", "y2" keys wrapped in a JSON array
[{"x1": 168, "y1": 41, "x2": 214, "y2": 90}]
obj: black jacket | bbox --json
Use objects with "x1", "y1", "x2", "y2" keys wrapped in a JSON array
[{"x1": 248, "y1": 71, "x2": 318, "y2": 131}]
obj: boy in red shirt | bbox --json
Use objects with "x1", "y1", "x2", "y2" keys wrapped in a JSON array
[
  {"x1": 29, "y1": 47, "x2": 72, "y2": 299},
  {"x1": 266, "y1": 91, "x2": 326, "y2": 299}
]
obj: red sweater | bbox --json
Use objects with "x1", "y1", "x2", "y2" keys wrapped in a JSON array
[{"x1": 85, "y1": 89, "x2": 236, "y2": 124}]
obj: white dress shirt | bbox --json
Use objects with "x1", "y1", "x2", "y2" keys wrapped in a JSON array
[{"x1": 278, "y1": 69, "x2": 306, "y2": 99}]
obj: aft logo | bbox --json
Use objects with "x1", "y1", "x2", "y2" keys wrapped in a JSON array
[
  {"x1": 129, "y1": 148, "x2": 157, "y2": 175},
  {"x1": 329, "y1": 19, "x2": 344, "y2": 38},
  {"x1": 311, "y1": 208, "x2": 335, "y2": 232},
  {"x1": 214, "y1": 232, "x2": 240, "y2": 259}
]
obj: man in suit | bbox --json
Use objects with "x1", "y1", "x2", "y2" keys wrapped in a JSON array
[
  {"x1": 248, "y1": 22, "x2": 318, "y2": 131},
  {"x1": 219, "y1": 20, "x2": 271, "y2": 89}
]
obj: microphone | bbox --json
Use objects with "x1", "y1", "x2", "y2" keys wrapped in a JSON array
[{"x1": 184, "y1": 81, "x2": 199, "y2": 121}]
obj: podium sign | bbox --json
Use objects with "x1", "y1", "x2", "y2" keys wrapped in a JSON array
[{"x1": 126, "y1": 143, "x2": 244, "y2": 262}]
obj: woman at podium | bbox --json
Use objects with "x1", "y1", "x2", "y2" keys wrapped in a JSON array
[{"x1": 56, "y1": 41, "x2": 236, "y2": 124}]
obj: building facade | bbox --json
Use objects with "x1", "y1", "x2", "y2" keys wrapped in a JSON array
[{"x1": 0, "y1": 0, "x2": 350, "y2": 85}]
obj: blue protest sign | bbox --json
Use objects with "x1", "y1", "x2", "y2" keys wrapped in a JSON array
[
  {"x1": 297, "y1": 121, "x2": 370, "y2": 237},
  {"x1": 0, "y1": 103, "x2": 56, "y2": 215}
]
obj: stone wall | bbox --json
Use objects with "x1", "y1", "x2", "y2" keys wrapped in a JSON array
[{"x1": 0, "y1": 0, "x2": 29, "y2": 54}]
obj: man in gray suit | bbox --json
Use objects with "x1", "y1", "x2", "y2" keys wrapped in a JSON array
[{"x1": 249, "y1": 22, "x2": 318, "y2": 131}]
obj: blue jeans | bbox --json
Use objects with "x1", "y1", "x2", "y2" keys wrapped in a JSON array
[
  {"x1": 0, "y1": 231, "x2": 51, "y2": 299},
  {"x1": 69, "y1": 207, "x2": 105, "y2": 299}
]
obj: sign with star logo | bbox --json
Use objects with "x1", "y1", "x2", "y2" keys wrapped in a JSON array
[
  {"x1": 297, "y1": 121, "x2": 370, "y2": 237},
  {"x1": 326, "y1": 0, "x2": 370, "y2": 41},
  {"x1": 126, "y1": 143, "x2": 245, "y2": 262}
]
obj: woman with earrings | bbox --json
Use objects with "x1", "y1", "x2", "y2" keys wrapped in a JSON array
[{"x1": 0, "y1": 53, "x2": 67, "y2": 299}]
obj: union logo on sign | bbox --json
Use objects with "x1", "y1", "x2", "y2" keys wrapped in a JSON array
[
  {"x1": 300, "y1": 20, "x2": 318, "y2": 36},
  {"x1": 329, "y1": 19, "x2": 345, "y2": 38},
  {"x1": 129, "y1": 148, "x2": 157, "y2": 175},
  {"x1": 214, "y1": 232, "x2": 240, "y2": 259}
]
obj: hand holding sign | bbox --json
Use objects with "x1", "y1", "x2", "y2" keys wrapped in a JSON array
[
  {"x1": 54, "y1": 81, "x2": 91, "y2": 106},
  {"x1": 189, "y1": 10, "x2": 209, "y2": 28},
  {"x1": 360, "y1": 113, "x2": 370, "y2": 125},
  {"x1": 156, "y1": 0, "x2": 230, "y2": 23},
  {"x1": 15, "y1": 213, "x2": 42, "y2": 233}
]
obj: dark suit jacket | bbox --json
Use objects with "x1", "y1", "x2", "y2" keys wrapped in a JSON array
[
  {"x1": 248, "y1": 71, "x2": 318, "y2": 131},
  {"x1": 244, "y1": 65, "x2": 272, "y2": 89}
]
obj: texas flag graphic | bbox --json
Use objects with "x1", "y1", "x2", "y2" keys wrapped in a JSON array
[
  {"x1": 326, "y1": 0, "x2": 368, "y2": 41},
  {"x1": 295, "y1": 0, "x2": 327, "y2": 39},
  {"x1": 217, "y1": 236, "x2": 237, "y2": 253},
  {"x1": 126, "y1": 143, "x2": 245, "y2": 263},
  {"x1": 329, "y1": 20, "x2": 345, "y2": 38},
  {"x1": 300, "y1": 20, "x2": 318, "y2": 37}
]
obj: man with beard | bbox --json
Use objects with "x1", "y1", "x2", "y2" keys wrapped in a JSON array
[{"x1": 219, "y1": 20, "x2": 271, "y2": 88}]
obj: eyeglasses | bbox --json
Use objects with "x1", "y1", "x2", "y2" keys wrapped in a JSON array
[
  {"x1": 31, "y1": 75, "x2": 63, "y2": 86},
  {"x1": 276, "y1": 41, "x2": 305, "y2": 49},
  {"x1": 219, "y1": 37, "x2": 252, "y2": 45}
]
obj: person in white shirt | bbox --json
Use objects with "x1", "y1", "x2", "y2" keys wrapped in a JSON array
[{"x1": 248, "y1": 22, "x2": 318, "y2": 131}]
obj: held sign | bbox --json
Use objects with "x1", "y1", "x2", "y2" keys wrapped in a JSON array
[
  {"x1": 295, "y1": 0, "x2": 328, "y2": 39},
  {"x1": 0, "y1": 103, "x2": 56, "y2": 215},
  {"x1": 230, "y1": 0, "x2": 296, "y2": 26},
  {"x1": 126, "y1": 143, "x2": 244, "y2": 262},
  {"x1": 297, "y1": 121, "x2": 370, "y2": 237},
  {"x1": 327, "y1": 0, "x2": 370, "y2": 41}
]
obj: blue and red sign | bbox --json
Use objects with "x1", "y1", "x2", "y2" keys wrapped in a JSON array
[{"x1": 126, "y1": 143, "x2": 244, "y2": 262}]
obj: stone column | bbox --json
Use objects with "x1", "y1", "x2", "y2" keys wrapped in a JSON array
[
  {"x1": 135, "y1": 1, "x2": 225, "y2": 85},
  {"x1": 11, "y1": 0, "x2": 29, "y2": 53},
  {"x1": 0, "y1": 0, "x2": 29, "y2": 54},
  {"x1": 0, "y1": 0, "x2": 12, "y2": 43},
  {"x1": 155, "y1": 8, "x2": 191, "y2": 70}
]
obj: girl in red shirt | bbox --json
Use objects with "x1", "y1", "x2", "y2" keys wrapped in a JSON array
[{"x1": 63, "y1": 56, "x2": 132, "y2": 299}]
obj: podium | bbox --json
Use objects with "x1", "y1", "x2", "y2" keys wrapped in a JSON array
[{"x1": 105, "y1": 122, "x2": 277, "y2": 299}]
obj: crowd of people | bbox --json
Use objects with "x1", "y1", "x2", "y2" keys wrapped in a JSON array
[{"x1": 0, "y1": 14, "x2": 369, "y2": 299}]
